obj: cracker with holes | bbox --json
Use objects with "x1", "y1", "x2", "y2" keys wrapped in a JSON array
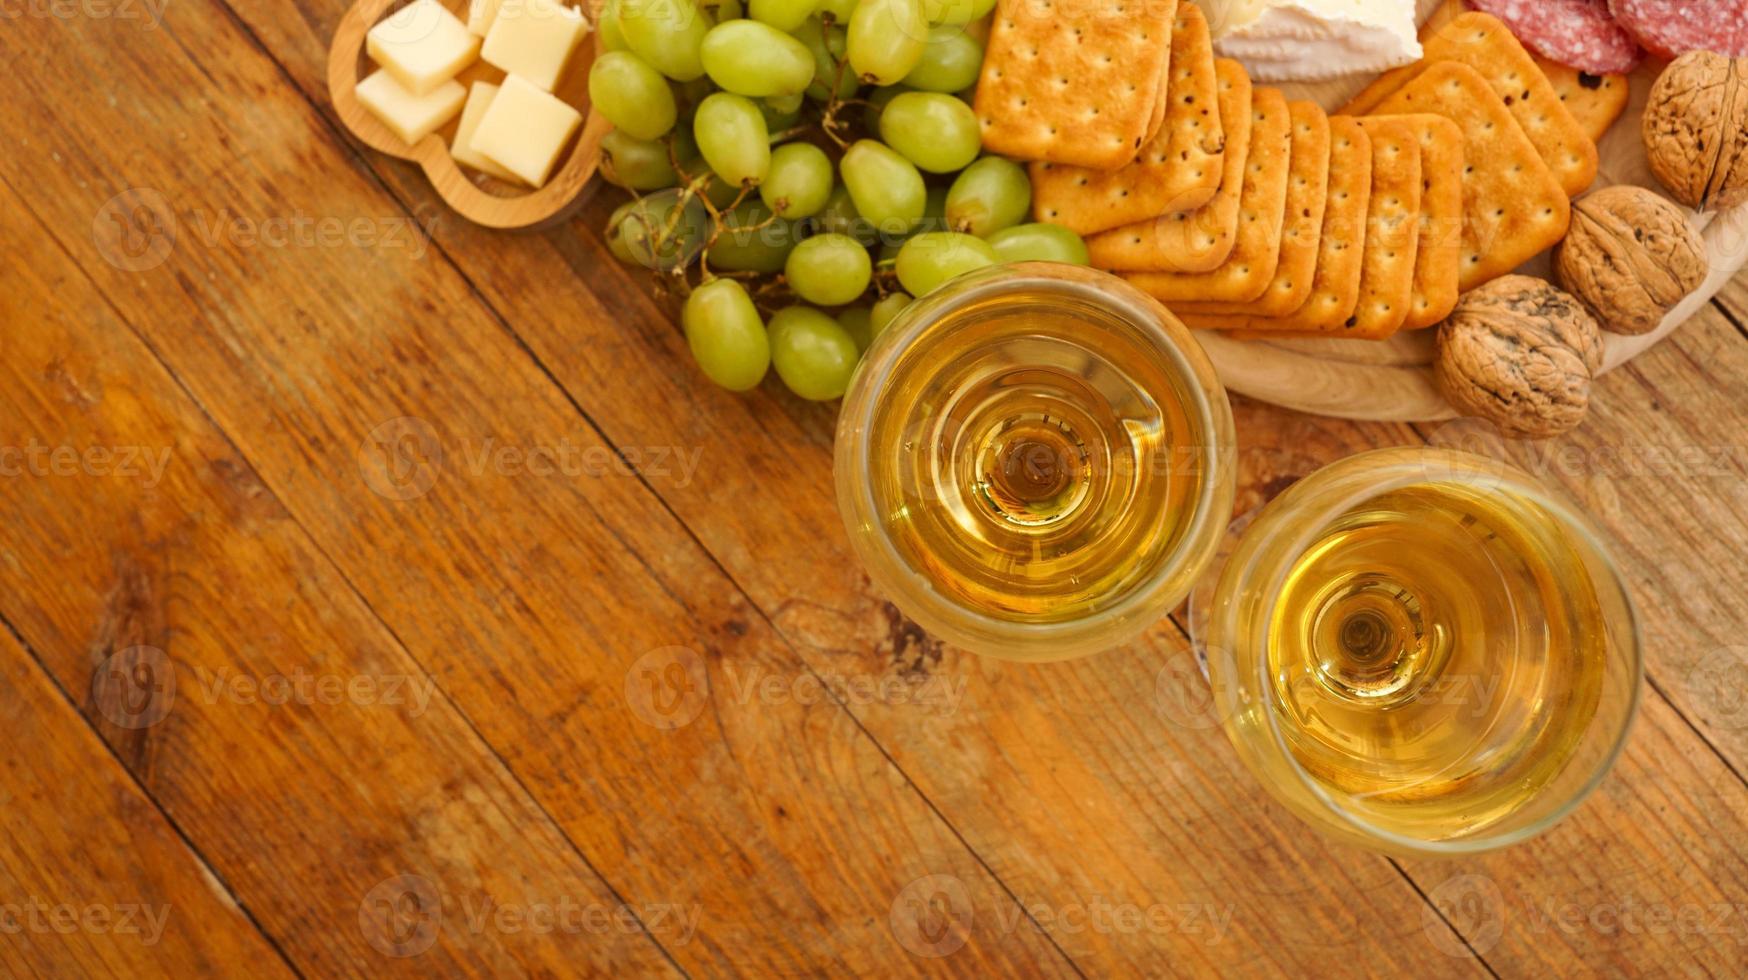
[
  {"x1": 1374, "y1": 61, "x2": 1571, "y2": 291},
  {"x1": 1030, "y1": 2, "x2": 1225, "y2": 236},
  {"x1": 1532, "y1": 55, "x2": 1630, "y2": 144},
  {"x1": 1340, "y1": 12, "x2": 1597, "y2": 197},
  {"x1": 1178, "y1": 120, "x2": 1374, "y2": 334},
  {"x1": 1169, "y1": 101, "x2": 1331, "y2": 318},
  {"x1": 1122, "y1": 87, "x2": 1292, "y2": 303},
  {"x1": 1346, "y1": 116, "x2": 1423, "y2": 339},
  {"x1": 1086, "y1": 59, "x2": 1252, "y2": 272},
  {"x1": 974, "y1": 0, "x2": 1178, "y2": 170},
  {"x1": 1365, "y1": 114, "x2": 1464, "y2": 330}
]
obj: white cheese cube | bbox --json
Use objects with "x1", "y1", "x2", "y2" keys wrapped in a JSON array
[
  {"x1": 470, "y1": 73, "x2": 583, "y2": 187},
  {"x1": 466, "y1": 0, "x2": 505, "y2": 37},
  {"x1": 367, "y1": 0, "x2": 480, "y2": 97},
  {"x1": 450, "y1": 82, "x2": 525, "y2": 183},
  {"x1": 357, "y1": 69, "x2": 467, "y2": 145},
  {"x1": 480, "y1": 0, "x2": 590, "y2": 92}
]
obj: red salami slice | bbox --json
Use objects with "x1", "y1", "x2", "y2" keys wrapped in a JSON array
[
  {"x1": 1469, "y1": 0, "x2": 1644, "y2": 74},
  {"x1": 1609, "y1": 0, "x2": 1748, "y2": 59}
]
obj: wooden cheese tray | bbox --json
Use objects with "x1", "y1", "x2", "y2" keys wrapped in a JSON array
[{"x1": 1200, "y1": 0, "x2": 1748, "y2": 422}]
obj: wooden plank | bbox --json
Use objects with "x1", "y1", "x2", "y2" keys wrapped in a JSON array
[
  {"x1": 0, "y1": 181, "x2": 680, "y2": 976},
  {"x1": 0, "y1": 630, "x2": 292, "y2": 978},
  {"x1": 0, "y1": 7, "x2": 1069, "y2": 975}
]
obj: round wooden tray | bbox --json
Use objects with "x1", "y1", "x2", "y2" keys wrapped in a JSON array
[
  {"x1": 1199, "y1": 1, "x2": 1748, "y2": 422},
  {"x1": 327, "y1": 0, "x2": 608, "y2": 230}
]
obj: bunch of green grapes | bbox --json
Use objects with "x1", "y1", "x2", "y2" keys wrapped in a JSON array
[{"x1": 590, "y1": 0, "x2": 1090, "y2": 399}]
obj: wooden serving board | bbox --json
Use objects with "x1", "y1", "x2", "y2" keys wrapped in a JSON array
[{"x1": 1198, "y1": 0, "x2": 1748, "y2": 422}]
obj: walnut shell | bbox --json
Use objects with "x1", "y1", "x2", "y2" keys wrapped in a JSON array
[
  {"x1": 1643, "y1": 52, "x2": 1748, "y2": 211},
  {"x1": 1435, "y1": 276, "x2": 1604, "y2": 440},
  {"x1": 1554, "y1": 186, "x2": 1708, "y2": 335}
]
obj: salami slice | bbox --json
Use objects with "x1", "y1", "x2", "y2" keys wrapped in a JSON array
[
  {"x1": 1609, "y1": 0, "x2": 1748, "y2": 59},
  {"x1": 1468, "y1": 0, "x2": 1644, "y2": 74}
]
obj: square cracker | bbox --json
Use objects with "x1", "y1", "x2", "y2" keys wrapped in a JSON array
[
  {"x1": 1533, "y1": 55, "x2": 1630, "y2": 144},
  {"x1": 1366, "y1": 114, "x2": 1464, "y2": 330},
  {"x1": 1120, "y1": 87, "x2": 1293, "y2": 303},
  {"x1": 1340, "y1": 12, "x2": 1597, "y2": 197},
  {"x1": 1031, "y1": 2, "x2": 1225, "y2": 236},
  {"x1": 1086, "y1": 59, "x2": 1252, "y2": 273},
  {"x1": 975, "y1": 0, "x2": 1178, "y2": 170},
  {"x1": 1178, "y1": 122, "x2": 1373, "y2": 334},
  {"x1": 1346, "y1": 116, "x2": 1423, "y2": 339},
  {"x1": 1376, "y1": 61, "x2": 1570, "y2": 290},
  {"x1": 1169, "y1": 101, "x2": 1333, "y2": 318}
]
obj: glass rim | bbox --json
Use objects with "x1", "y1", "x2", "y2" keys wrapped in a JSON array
[
  {"x1": 834, "y1": 263, "x2": 1237, "y2": 659},
  {"x1": 1227, "y1": 447, "x2": 1645, "y2": 856}
]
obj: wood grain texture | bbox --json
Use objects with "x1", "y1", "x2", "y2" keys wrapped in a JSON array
[{"x1": 2, "y1": 0, "x2": 1747, "y2": 973}]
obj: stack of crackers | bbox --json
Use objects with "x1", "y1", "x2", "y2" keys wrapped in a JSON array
[{"x1": 974, "y1": 1, "x2": 1616, "y2": 342}]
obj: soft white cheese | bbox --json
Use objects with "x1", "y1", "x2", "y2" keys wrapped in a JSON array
[{"x1": 1211, "y1": 0, "x2": 1422, "y2": 82}]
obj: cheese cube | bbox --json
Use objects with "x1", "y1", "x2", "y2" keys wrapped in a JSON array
[
  {"x1": 465, "y1": 0, "x2": 504, "y2": 36},
  {"x1": 481, "y1": 0, "x2": 590, "y2": 92},
  {"x1": 450, "y1": 82, "x2": 525, "y2": 183},
  {"x1": 470, "y1": 73, "x2": 583, "y2": 187},
  {"x1": 356, "y1": 69, "x2": 467, "y2": 145},
  {"x1": 367, "y1": 0, "x2": 480, "y2": 97}
]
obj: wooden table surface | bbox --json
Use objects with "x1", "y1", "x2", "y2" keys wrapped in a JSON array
[{"x1": 5, "y1": 2, "x2": 1748, "y2": 976}]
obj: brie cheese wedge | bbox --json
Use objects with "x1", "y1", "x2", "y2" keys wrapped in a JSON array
[{"x1": 1209, "y1": 0, "x2": 1423, "y2": 83}]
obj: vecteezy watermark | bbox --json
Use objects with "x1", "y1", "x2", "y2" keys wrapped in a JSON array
[
  {"x1": 624, "y1": 646, "x2": 711, "y2": 729},
  {"x1": 0, "y1": 899, "x2": 171, "y2": 946},
  {"x1": 1686, "y1": 646, "x2": 1748, "y2": 731},
  {"x1": 357, "y1": 874, "x2": 701, "y2": 958},
  {"x1": 1423, "y1": 873, "x2": 1506, "y2": 958},
  {"x1": 356, "y1": 416, "x2": 704, "y2": 501},
  {"x1": 88, "y1": 647, "x2": 441, "y2": 727},
  {"x1": 0, "y1": 0, "x2": 168, "y2": 31},
  {"x1": 888, "y1": 874, "x2": 1234, "y2": 958},
  {"x1": 0, "y1": 441, "x2": 173, "y2": 488},
  {"x1": 92, "y1": 187, "x2": 440, "y2": 272},
  {"x1": 719, "y1": 662, "x2": 968, "y2": 717}
]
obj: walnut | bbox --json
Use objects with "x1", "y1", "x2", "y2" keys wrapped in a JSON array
[
  {"x1": 1643, "y1": 52, "x2": 1748, "y2": 211},
  {"x1": 1435, "y1": 276, "x2": 1604, "y2": 440},
  {"x1": 1554, "y1": 186, "x2": 1708, "y2": 335}
]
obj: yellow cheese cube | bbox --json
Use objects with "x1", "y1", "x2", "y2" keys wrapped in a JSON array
[
  {"x1": 466, "y1": 0, "x2": 504, "y2": 37},
  {"x1": 470, "y1": 73, "x2": 583, "y2": 187},
  {"x1": 480, "y1": 0, "x2": 590, "y2": 92},
  {"x1": 450, "y1": 82, "x2": 525, "y2": 183},
  {"x1": 356, "y1": 69, "x2": 467, "y2": 145},
  {"x1": 366, "y1": 0, "x2": 480, "y2": 97}
]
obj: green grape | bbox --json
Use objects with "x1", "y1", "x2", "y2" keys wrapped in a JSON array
[
  {"x1": 707, "y1": 200, "x2": 798, "y2": 273},
  {"x1": 920, "y1": 0, "x2": 994, "y2": 25},
  {"x1": 605, "y1": 200, "x2": 642, "y2": 263},
  {"x1": 757, "y1": 99, "x2": 802, "y2": 135},
  {"x1": 945, "y1": 156, "x2": 1031, "y2": 237},
  {"x1": 848, "y1": 0, "x2": 928, "y2": 85},
  {"x1": 869, "y1": 291, "x2": 912, "y2": 338},
  {"x1": 589, "y1": 52, "x2": 678, "y2": 141},
  {"x1": 759, "y1": 143, "x2": 834, "y2": 218},
  {"x1": 814, "y1": 0, "x2": 855, "y2": 23},
  {"x1": 862, "y1": 84, "x2": 909, "y2": 131},
  {"x1": 840, "y1": 139, "x2": 927, "y2": 237},
  {"x1": 608, "y1": 189, "x2": 711, "y2": 270},
  {"x1": 748, "y1": 0, "x2": 817, "y2": 31},
  {"x1": 683, "y1": 278, "x2": 771, "y2": 391},
  {"x1": 711, "y1": 0, "x2": 744, "y2": 20},
  {"x1": 701, "y1": 20, "x2": 816, "y2": 97},
  {"x1": 837, "y1": 306, "x2": 873, "y2": 352},
  {"x1": 599, "y1": 0, "x2": 630, "y2": 51},
  {"x1": 769, "y1": 306, "x2": 860, "y2": 400},
  {"x1": 619, "y1": 0, "x2": 712, "y2": 81},
  {"x1": 765, "y1": 92, "x2": 805, "y2": 115},
  {"x1": 794, "y1": 17, "x2": 858, "y2": 102},
  {"x1": 693, "y1": 168, "x2": 744, "y2": 208},
  {"x1": 895, "y1": 231, "x2": 996, "y2": 296},
  {"x1": 813, "y1": 184, "x2": 880, "y2": 246},
  {"x1": 601, "y1": 130, "x2": 680, "y2": 190},
  {"x1": 877, "y1": 91, "x2": 979, "y2": 173},
  {"x1": 900, "y1": 28, "x2": 982, "y2": 92},
  {"x1": 694, "y1": 92, "x2": 771, "y2": 186},
  {"x1": 785, "y1": 233, "x2": 872, "y2": 305},
  {"x1": 987, "y1": 222, "x2": 1089, "y2": 265}
]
